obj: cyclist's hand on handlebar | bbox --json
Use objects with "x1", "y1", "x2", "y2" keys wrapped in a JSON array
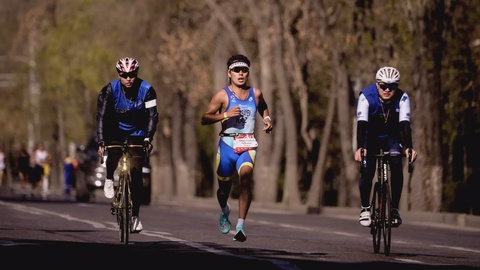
[
  {"x1": 97, "y1": 141, "x2": 105, "y2": 156},
  {"x1": 405, "y1": 148, "x2": 417, "y2": 163},
  {"x1": 354, "y1": 148, "x2": 366, "y2": 162},
  {"x1": 143, "y1": 138, "x2": 153, "y2": 154}
]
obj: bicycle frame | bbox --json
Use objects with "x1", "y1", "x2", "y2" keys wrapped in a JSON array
[
  {"x1": 361, "y1": 145, "x2": 414, "y2": 256},
  {"x1": 362, "y1": 149, "x2": 392, "y2": 256},
  {"x1": 103, "y1": 140, "x2": 145, "y2": 244}
]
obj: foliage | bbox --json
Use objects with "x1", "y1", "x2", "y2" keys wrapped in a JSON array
[{"x1": 1, "y1": 0, "x2": 479, "y2": 213}]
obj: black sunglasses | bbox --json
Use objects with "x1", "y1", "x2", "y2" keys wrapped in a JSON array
[
  {"x1": 378, "y1": 83, "x2": 398, "y2": 90},
  {"x1": 230, "y1": 67, "x2": 249, "y2": 73},
  {"x1": 119, "y1": 72, "x2": 137, "y2": 79}
]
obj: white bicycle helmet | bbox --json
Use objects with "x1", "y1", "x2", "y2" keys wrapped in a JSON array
[
  {"x1": 375, "y1": 66, "x2": 400, "y2": 83},
  {"x1": 116, "y1": 57, "x2": 140, "y2": 73}
]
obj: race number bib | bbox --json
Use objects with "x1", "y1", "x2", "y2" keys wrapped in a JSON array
[{"x1": 233, "y1": 134, "x2": 258, "y2": 154}]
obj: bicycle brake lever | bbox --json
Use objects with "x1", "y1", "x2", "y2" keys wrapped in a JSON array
[
  {"x1": 100, "y1": 148, "x2": 105, "y2": 164},
  {"x1": 143, "y1": 146, "x2": 150, "y2": 164},
  {"x1": 360, "y1": 148, "x2": 367, "y2": 173},
  {"x1": 407, "y1": 148, "x2": 413, "y2": 173}
]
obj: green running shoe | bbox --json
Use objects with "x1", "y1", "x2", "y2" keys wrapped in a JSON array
[{"x1": 218, "y1": 204, "x2": 231, "y2": 234}]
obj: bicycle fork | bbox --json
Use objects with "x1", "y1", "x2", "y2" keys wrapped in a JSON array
[{"x1": 110, "y1": 156, "x2": 129, "y2": 216}]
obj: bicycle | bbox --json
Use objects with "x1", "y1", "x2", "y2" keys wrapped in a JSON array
[
  {"x1": 362, "y1": 148, "x2": 413, "y2": 256},
  {"x1": 101, "y1": 139, "x2": 148, "y2": 244}
]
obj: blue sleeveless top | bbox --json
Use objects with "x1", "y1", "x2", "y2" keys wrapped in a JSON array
[
  {"x1": 110, "y1": 79, "x2": 152, "y2": 136},
  {"x1": 221, "y1": 86, "x2": 257, "y2": 147}
]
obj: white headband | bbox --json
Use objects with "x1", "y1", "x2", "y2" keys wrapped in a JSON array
[{"x1": 228, "y1": 62, "x2": 249, "y2": 70}]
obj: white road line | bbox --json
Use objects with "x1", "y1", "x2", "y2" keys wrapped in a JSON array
[
  {"x1": 432, "y1": 244, "x2": 480, "y2": 254},
  {"x1": 0, "y1": 201, "x2": 301, "y2": 270}
]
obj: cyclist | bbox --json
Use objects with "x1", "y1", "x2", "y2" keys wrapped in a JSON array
[
  {"x1": 354, "y1": 66, "x2": 417, "y2": 227},
  {"x1": 96, "y1": 57, "x2": 158, "y2": 233},
  {"x1": 201, "y1": 54, "x2": 273, "y2": 242}
]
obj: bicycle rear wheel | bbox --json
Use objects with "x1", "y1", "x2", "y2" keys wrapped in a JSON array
[
  {"x1": 371, "y1": 182, "x2": 381, "y2": 253},
  {"x1": 382, "y1": 182, "x2": 392, "y2": 256}
]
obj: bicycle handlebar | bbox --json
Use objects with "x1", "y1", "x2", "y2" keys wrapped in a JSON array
[
  {"x1": 100, "y1": 144, "x2": 148, "y2": 165},
  {"x1": 360, "y1": 148, "x2": 414, "y2": 174}
]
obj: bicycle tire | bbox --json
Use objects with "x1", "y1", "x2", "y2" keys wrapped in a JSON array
[
  {"x1": 383, "y1": 182, "x2": 392, "y2": 256},
  {"x1": 371, "y1": 182, "x2": 381, "y2": 253},
  {"x1": 107, "y1": 142, "x2": 143, "y2": 245},
  {"x1": 125, "y1": 173, "x2": 132, "y2": 244},
  {"x1": 122, "y1": 173, "x2": 130, "y2": 244},
  {"x1": 117, "y1": 173, "x2": 126, "y2": 243}
]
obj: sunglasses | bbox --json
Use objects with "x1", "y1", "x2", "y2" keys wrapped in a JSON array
[
  {"x1": 378, "y1": 83, "x2": 398, "y2": 91},
  {"x1": 230, "y1": 67, "x2": 249, "y2": 73},
  {"x1": 119, "y1": 72, "x2": 137, "y2": 79}
]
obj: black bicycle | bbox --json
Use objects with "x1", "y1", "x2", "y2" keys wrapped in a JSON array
[
  {"x1": 363, "y1": 149, "x2": 413, "y2": 256},
  {"x1": 101, "y1": 139, "x2": 148, "y2": 244}
]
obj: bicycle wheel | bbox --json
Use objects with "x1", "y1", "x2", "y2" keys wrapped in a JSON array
[
  {"x1": 123, "y1": 175, "x2": 131, "y2": 245},
  {"x1": 383, "y1": 182, "x2": 392, "y2": 256},
  {"x1": 371, "y1": 182, "x2": 381, "y2": 253},
  {"x1": 117, "y1": 174, "x2": 126, "y2": 243}
]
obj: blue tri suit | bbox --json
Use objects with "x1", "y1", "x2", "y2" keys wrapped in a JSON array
[{"x1": 216, "y1": 86, "x2": 257, "y2": 181}]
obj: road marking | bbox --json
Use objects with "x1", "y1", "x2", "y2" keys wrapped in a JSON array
[
  {"x1": 432, "y1": 244, "x2": 480, "y2": 254},
  {"x1": 0, "y1": 200, "x2": 301, "y2": 270}
]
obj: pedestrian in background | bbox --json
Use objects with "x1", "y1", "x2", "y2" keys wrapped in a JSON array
[
  {"x1": 0, "y1": 148, "x2": 5, "y2": 188},
  {"x1": 16, "y1": 145, "x2": 30, "y2": 191},
  {"x1": 32, "y1": 143, "x2": 50, "y2": 198}
]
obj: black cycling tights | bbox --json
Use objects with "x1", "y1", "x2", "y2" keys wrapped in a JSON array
[{"x1": 106, "y1": 137, "x2": 145, "y2": 216}]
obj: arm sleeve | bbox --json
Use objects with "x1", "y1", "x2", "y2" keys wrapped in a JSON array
[
  {"x1": 399, "y1": 121, "x2": 413, "y2": 149},
  {"x1": 144, "y1": 87, "x2": 159, "y2": 140},
  {"x1": 356, "y1": 120, "x2": 368, "y2": 149},
  {"x1": 96, "y1": 84, "x2": 111, "y2": 144},
  {"x1": 398, "y1": 92, "x2": 411, "y2": 122},
  {"x1": 356, "y1": 93, "x2": 369, "y2": 149},
  {"x1": 398, "y1": 91, "x2": 412, "y2": 148}
]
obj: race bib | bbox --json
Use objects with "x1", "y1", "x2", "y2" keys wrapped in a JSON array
[{"x1": 233, "y1": 134, "x2": 258, "y2": 154}]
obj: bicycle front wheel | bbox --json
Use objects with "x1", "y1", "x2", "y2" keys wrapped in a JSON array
[
  {"x1": 382, "y1": 182, "x2": 392, "y2": 256},
  {"x1": 371, "y1": 182, "x2": 381, "y2": 253},
  {"x1": 121, "y1": 174, "x2": 130, "y2": 244},
  {"x1": 117, "y1": 173, "x2": 130, "y2": 244}
]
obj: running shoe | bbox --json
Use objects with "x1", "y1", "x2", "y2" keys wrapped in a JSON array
[
  {"x1": 359, "y1": 207, "x2": 372, "y2": 227},
  {"x1": 233, "y1": 226, "x2": 247, "y2": 242},
  {"x1": 131, "y1": 216, "x2": 143, "y2": 233},
  {"x1": 103, "y1": 179, "x2": 114, "y2": 199},
  {"x1": 391, "y1": 208, "x2": 402, "y2": 227},
  {"x1": 218, "y1": 203, "x2": 231, "y2": 234}
]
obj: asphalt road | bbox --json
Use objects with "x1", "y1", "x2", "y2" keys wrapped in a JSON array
[{"x1": 1, "y1": 189, "x2": 479, "y2": 270}]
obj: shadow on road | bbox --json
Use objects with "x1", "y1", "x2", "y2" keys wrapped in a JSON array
[{"x1": 0, "y1": 238, "x2": 477, "y2": 270}]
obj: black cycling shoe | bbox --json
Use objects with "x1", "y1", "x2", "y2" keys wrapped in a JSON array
[{"x1": 391, "y1": 208, "x2": 402, "y2": 227}]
